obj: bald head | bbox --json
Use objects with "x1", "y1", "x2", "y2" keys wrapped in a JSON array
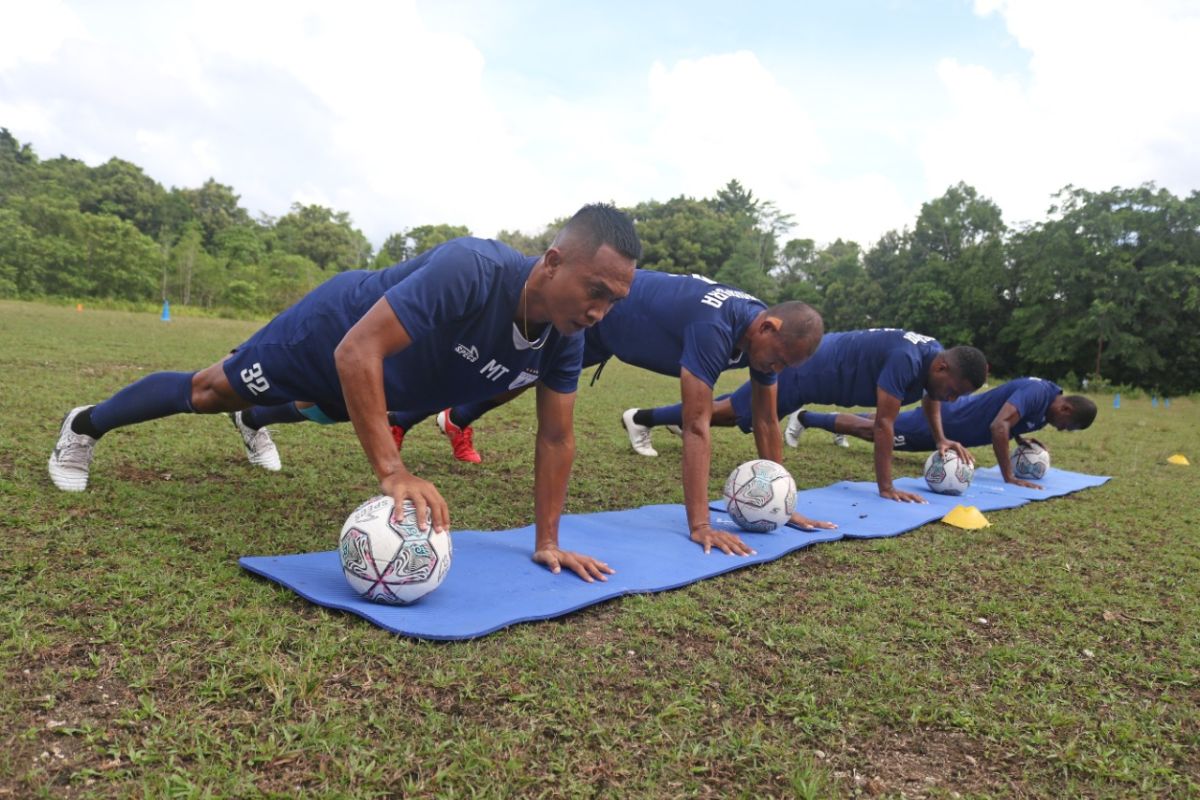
[
  {"x1": 744, "y1": 301, "x2": 825, "y2": 374},
  {"x1": 765, "y1": 301, "x2": 824, "y2": 347}
]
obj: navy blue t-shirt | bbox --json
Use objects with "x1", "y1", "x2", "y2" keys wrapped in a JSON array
[
  {"x1": 584, "y1": 270, "x2": 775, "y2": 388},
  {"x1": 223, "y1": 238, "x2": 583, "y2": 416},
  {"x1": 892, "y1": 377, "x2": 1062, "y2": 451},
  {"x1": 775, "y1": 329, "x2": 943, "y2": 410}
]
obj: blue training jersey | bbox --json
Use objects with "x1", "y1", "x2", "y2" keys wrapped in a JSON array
[
  {"x1": 226, "y1": 238, "x2": 583, "y2": 416},
  {"x1": 583, "y1": 270, "x2": 776, "y2": 388},
  {"x1": 775, "y1": 329, "x2": 943, "y2": 410},
  {"x1": 892, "y1": 377, "x2": 1062, "y2": 451}
]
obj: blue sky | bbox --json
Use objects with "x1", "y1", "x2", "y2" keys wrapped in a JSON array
[{"x1": 2, "y1": 1, "x2": 1197, "y2": 250}]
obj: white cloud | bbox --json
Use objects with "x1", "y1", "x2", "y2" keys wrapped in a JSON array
[{"x1": 923, "y1": 0, "x2": 1200, "y2": 226}]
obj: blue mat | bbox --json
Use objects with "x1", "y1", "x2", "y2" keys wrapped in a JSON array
[{"x1": 241, "y1": 467, "x2": 1108, "y2": 640}]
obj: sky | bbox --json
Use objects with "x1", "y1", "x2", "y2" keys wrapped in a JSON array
[{"x1": 2, "y1": 0, "x2": 1199, "y2": 250}]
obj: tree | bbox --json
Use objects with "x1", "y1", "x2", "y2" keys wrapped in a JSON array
[{"x1": 273, "y1": 203, "x2": 371, "y2": 271}]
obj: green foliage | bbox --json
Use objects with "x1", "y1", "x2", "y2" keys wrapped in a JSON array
[{"x1": 2, "y1": 130, "x2": 1198, "y2": 390}]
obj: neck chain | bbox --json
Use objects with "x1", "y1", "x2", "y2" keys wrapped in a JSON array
[{"x1": 522, "y1": 279, "x2": 546, "y2": 350}]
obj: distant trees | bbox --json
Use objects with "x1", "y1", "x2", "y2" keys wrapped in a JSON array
[{"x1": 2, "y1": 127, "x2": 1198, "y2": 392}]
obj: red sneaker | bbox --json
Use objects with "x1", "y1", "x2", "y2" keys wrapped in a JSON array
[
  {"x1": 436, "y1": 409, "x2": 481, "y2": 463},
  {"x1": 390, "y1": 425, "x2": 405, "y2": 450}
]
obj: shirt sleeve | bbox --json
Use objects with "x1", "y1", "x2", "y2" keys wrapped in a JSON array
[
  {"x1": 537, "y1": 334, "x2": 585, "y2": 394},
  {"x1": 680, "y1": 321, "x2": 736, "y2": 388},
  {"x1": 383, "y1": 244, "x2": 491, "y2": 342},
  {"x1": 877, "y1": 347, "x2": 923, "y2": 401}
]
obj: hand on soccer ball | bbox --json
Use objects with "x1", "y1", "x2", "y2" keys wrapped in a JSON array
[
  {"x1": 380, "y1": 471, "x2": 449, "y2": 533},
  {"x1": 937, "y1": 438, "x2": 974, "y2": 465},
  {"x1": 533, "y1": 547, "x2": 614, "y2": 582}
]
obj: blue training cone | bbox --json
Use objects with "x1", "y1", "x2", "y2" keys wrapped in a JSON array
[
  {"x1": 161, "y1": 300, "x2": 171, "y2": 322},
  {"x1": 1113, "y1": 393, "x2": 1120, "y2": 409}
]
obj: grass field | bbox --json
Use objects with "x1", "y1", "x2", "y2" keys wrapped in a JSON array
[{"x1": 2, "y1": 299, "x2": 1198, "y2": 799}]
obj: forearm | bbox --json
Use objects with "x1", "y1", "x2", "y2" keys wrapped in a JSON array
[
  {"x1": 873, "y1": 419, "x2": 896, "y2": 491},
  {"x1": 335, "y1": 343, "x2": 404, "y2": 481},
  {"x1": 533, "y1": 431, "x2": 574, "y2": 551},
  {"x1": 752, "y1": 418, "x2": 783, "y2": 463},
  {"x1": 681, "y1": 428, "x2": 714, "y2": 530},
  {"x1": 922, "y1": 398, "x2": 947, "y2": 443},
  {"x1": 992, "y1": 425, "x2": 1016, "y2": 481}
]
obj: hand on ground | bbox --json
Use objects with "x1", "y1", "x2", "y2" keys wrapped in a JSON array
[{"x1": 533, "y1": 547, "x2": 614, "y2": 582}]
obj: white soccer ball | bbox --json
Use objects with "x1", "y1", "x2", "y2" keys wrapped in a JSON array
[
  {"x1": 1012, "y1": 441, "x2": 1051, "y2": 480},
  {"x1": 338, "y1": 496, "x2": 452, "y2": 605},
  {"x1": 923, "y1": 450, "x2": 975, "y2": 495},
  {"x1": 723, "y1": 459, "x2": 797, "y2": 532}
]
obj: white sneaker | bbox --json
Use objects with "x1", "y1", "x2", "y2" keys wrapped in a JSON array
[
  {"x1": 833, "y1": 434, "x2": 850, "y2": 448},
  {"x1": 665, "y1": 424, "x2": 683, "y2": 436},
  {"x1": 48, "y1": 406, "x2": 97, "y2": 491},
  {"x1": 784, "y1": 410, "x2": 805, "y2": 448},
  {"x1": 230, "y1": 411, "x2": 282, "y2": 471},
  {"x1": 621, "y1": 408, "x2": 658, "y2": 457}
]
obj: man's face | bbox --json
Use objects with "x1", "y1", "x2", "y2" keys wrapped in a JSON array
[
  {"x1": 1046, "y1": 397, "x2": 1079, "y2": 430},
  {"x1": 747, "y1": 326, "x2": 820, "y2": 375},
  {"x1": 542, "y1": 243, "x2": 634, "y2": 335},
  {"x1": 926, "y1": 363, "x2": 978, "y2": 403}
]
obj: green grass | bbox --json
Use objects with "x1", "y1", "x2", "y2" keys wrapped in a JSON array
[{"x1": 2, "y1": 298, "x2": 1197, "y2": 798}]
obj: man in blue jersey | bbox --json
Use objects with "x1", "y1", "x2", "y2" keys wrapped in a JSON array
[
  {"x1": 793, "y1": 377, "x2": 1097, "y2": 489},
  {"x1": 48, "y1": 204, "x2": 639, "y2": 582},
  {"x1": 635, "y1": 329, "x2": 988, "y2": 503},
  {"x1": 389, "y1": 270, "x2": 828, "y2": 555}
]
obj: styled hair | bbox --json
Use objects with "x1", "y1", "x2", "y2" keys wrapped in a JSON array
[
  {"x1": 943, "y1": 345, "x2": 989, "y2": 389},
  {"x1": 1065, "y1": 395, "x2": 1098, "y2": 429},
  {"x1": 555, "y1": 203, "x2": 642, "y2": 262},
  {"x1": 766, "y1": 301, "x2": 824, "y2": 344}
]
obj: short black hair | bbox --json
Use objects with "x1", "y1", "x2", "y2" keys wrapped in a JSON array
[
  {"x1": 1065, "y1": 395, "x2": 1097, "y2": 429},
  {"x1": 556, "y1": 203, "x2": 642, "y2": 262},
  {"x1": 766, "y1": 301, "x2": 824, "y2": 344},
  {"x1": 943, "y1": 345, "x2": 988, "y2": 389}
]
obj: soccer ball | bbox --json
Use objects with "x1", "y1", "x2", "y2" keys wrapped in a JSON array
[
  {"x1": 338, "y1": 496, "x2": 452, "y2": 605},
  {"x1": 723, "y1": 459, "x2": 797, "y2": 532},
  {"x1": 1012, "y1": 441, "x2": 1051, "y2": 480},
  {"x1": 924, "y1": 450, "x2": 975, "y2": 495}
]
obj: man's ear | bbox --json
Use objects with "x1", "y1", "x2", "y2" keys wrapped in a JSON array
[
  {"x1": 760, "y1": 315, "x2": 783, "y2": 334},
  {"x1": 543, "y1": 246, "x2": 563, "y2": 275}
]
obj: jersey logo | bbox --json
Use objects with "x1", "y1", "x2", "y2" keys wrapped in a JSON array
[
  {"x1": 508, "y1": 369, "x2": 540, "y2": 390},
  {"x1": 240, "y1": 362, "x2": 270, "y2": 396},
  {"x1": 455, "y1": 344, "x2": 479, "y2": 363},
  {"x1": 480, "y1": 359, "x2": 511, "y2": 382}
]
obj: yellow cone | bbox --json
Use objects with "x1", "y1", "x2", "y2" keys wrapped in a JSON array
[
  {"x1": 942, "y1": 505, "x2": 990, "y2": 529},
  {"x1": 1167, "y1": 454, "x2": 1191, "y2": 466}
]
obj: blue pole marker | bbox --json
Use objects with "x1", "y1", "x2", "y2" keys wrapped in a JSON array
[
  {"x1": 1152, "y1": 395, "x2": 1158, "y2": 407},
  {"x1": 1165, "y1": 397, "x2": 1170, "y2": 408},
  {"x1": 161, "y1": 300, "x2": 171, "y2": 322},
  {"x1": 1113, "y1": 393, "x2": 1120, "y2": 409}
]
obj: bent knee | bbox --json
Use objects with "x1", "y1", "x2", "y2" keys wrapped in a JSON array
[{"x1": 190, "y1": 363, "x2": 248, "y2": 413}]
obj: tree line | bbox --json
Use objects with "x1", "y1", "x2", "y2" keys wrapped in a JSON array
[{"x1": 2, "y1": 128, "x2": 1198, "y2": 394}]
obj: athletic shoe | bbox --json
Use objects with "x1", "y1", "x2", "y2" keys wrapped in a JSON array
[
  {"x1": 48, "y1": 406, "x2": 97, "y2": 492},
  {"x1": 390, "y1": 425, "x2": 406, "y2": 450},
  {"x1": 229, "y1": 411, "x2": 282, "y2": 471},
  {"x1": 621, "y1": 408, "x2": 658, "y2": 457},
  {"x1": 784, "y1": 410, "x2": 805, "y2": 448},
  {"x1": 436, "y1": 410, "x2": 481, "y2": 464},
  {"x1": 665, "y1": 424, "x2": 683, "y2": 436},
  {"x1": 833, "y1": 434, "x2": 850, "y2": 448}
]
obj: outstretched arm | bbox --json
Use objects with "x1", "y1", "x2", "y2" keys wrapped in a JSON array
[
  {"x1": 874, "y1": 388, "x2": 925, "y2": 503},
  {"x1": 990, "y1": 402, "x2": 1043, "y2": 489},
  {"x1": 335, "y1": 297, "x2": 450, "y2": 532},
  {"x1": 680, "y1": 368, "x2": 753, "y2": 555},
  {"x1": 922, "y1": 395, "x2": 972, "y2": 464},
  {"x1": 749, "y1": 381, "x2": 783, "y2": 464},
  {"x1": 530, "y1": 384, "x2": 615, "y2": 581}
]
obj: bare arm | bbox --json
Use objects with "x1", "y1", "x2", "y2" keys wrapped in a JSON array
[
  {"x1": 334, "y1": 297, "x2": 449, "y2": 531},
  {"x1": 874, "y1": 388, "x2": 925, "y2": 503},
  {"x1": 922, "y1": 395, "x2": 973, "y2": 464},
  {"x1": 529, "y1": 384, "x2": 615, "y2": 581},
  {"x1": 680, "y1": 368, "x2": 753, "y2": 555},
  {"x1": 990, "y1": 402, "x2": 1043, "y2": 489},
  {"x1": 749, "y1": 380, "x2": 783, "y2": 464}
]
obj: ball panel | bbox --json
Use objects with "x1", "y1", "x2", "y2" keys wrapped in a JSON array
[{"x1": 723, "y1": 459, "x2": 797, "y2": 532}]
